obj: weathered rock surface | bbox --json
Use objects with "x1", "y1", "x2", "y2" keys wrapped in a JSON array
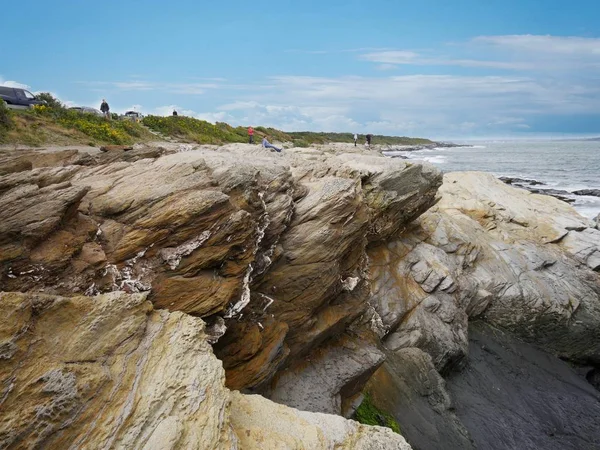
[
  {"x1": 3, "y1": 143, "x2": 600, "y2": 449},
  {"x1": 370, "y1": 172, "x2": 600, "y2": 371},
  {"x1": 231, "y1": 392, "x2": 411, "y2": 449},
  {"x1": 364, "y1": 348, "x2": 474, "y2": 450},
  {"x1": 0, "y1": 142, "x2": 441, "y2": 413},
  {"x1": 0, "y1": 290, "x2": 235, "y2": 449},
  {"x1": 0, "y1": 290, "x2": 411, "y2": 449}
]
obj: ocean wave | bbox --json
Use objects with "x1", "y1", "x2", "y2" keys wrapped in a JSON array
[{"x1": 411, "y1": 155, "x2": 448, "y2": 164}]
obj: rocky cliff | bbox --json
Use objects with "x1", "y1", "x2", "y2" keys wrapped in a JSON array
[
  {"x1": 0, "y1": 142, "x2": 439, "y2": 448},
  {"x1": 1, "y1": 143, "x2": 599, "y2": 449}
]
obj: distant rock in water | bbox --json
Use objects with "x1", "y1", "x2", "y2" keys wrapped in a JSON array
[
  {"x1": 499, "y1": 176, "x2": 545, "y2": 186},
  {"x1": 572, "y1": 189, "x2": 600, "y2": 197},
  {"x1": 498, "y1": 176, "x2": 575, "y2": 203}
]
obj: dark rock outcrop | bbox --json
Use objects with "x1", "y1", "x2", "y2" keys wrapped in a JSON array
[
  {"x1": 573, "y1": 189, "x2": 600, "y2": 197},
  {"x1": 447, "y1": 322, "x2": 600, "y2": 450}
]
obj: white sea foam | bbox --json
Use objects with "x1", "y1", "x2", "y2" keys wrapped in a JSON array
[{"x1": 412, "y1": 155, "x2": 448, "y2": 164}]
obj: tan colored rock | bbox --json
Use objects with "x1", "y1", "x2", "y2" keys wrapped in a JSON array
[
  {"x1": 230, "y1": 391, "x2": 411, "y2": 450},
  {"x1": 0, "y1": 143, "x2": 441, "y2": 402},
  {"x1": 0, "y1": 290, "x2": 412, "y2": 450},
  {"x1": 0, "y1": 291, "x2": 235, "y2": 449}
]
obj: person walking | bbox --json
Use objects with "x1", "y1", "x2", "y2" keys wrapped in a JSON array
[
  {"x1": 366, "y1": 134, "x2": 372, "y2": 147},
  {"x1": 100, "y1": 99, "x2": 110, "y2": 120},
  {"x1": 353, "y1": 133, "x2": 358, "y2": 147},
  {"x1": 248, "y1": 126, "x2": 254, "y2": 144},
  {"x1": 262, "y1": 136, "x2": 282, "y2": 152}
]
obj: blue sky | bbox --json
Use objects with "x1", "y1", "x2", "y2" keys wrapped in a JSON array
[{"x1": 2, "y1": 0, "x2": 599, "y2": 139}]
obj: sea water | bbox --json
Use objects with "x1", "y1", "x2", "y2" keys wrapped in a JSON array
[{"x1": 384, "y1": 140, "x2": 600, "y2": 219}]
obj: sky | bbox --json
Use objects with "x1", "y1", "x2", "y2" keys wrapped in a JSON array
[{"x1": 1, "y1": 0, "x2": 599, "y2": 139}]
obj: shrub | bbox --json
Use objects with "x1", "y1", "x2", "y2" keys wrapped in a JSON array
[
  {"x1": 142, "y1": 115, "x2": 247, "y2": 144},
  {"x1": 36, "y1": 92, "x2": 64, "y2": 110},
  {"x1": 293, "y1": 139, "x2": 310, "y2": 148},
  {"x1": 354, "y1": 393, "x2": 401, "y2": 434},
  {"x1": 0, "y1": 99, "x2": 12, "y2": 130}
]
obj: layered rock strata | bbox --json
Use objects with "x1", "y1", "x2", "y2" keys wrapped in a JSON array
[{"x1": 0, "y1": 142, "x2": 441, "y2": 412}]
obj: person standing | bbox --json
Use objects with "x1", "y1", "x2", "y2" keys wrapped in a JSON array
[
  {"x1": 100, "y1": 99, "x2": 110, "y2": 120},
  {"x1": 248, "y1": 126, "x2": 255, "y2": 144},
  {"x1": 262, "y1": 136, "x2": 282, "y2": 152},
  {"x1": 353, "y1": 133, "x2": 358, "y2": 147},
  {"x1": 173, "y1": 110, "x2": 178, "y2": 116},
  {"x1": 366, "y1": 134, "x2": 372, "y2": 147}
]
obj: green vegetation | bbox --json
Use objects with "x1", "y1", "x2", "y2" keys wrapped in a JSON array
[
  {"x1": 0, "y1": 100, "x2": 12, "y2": 131},
  {"x1": 0, "y1": 94, "x2": 154, "y2": 146},
  {"x1": 142, "y1": 115, "x2": 248, "y2": 144},
  {"x1": 288, "y1": 131, "x2": 434, "y2": 146},
  {"x1": 142, "y1": 115, "x2": 434, "y2": 147},
  {"x1": 1, "y1": 96, "x2": 434, "y2": 147},
  {"x1": 354, "y1": 393, "x2": 402, "y2": 434}
]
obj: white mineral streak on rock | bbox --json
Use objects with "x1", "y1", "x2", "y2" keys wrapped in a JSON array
[
  {"x1": 160, "y1": 230, "x2": 212, "y2": 270},
  {"x1": 225, "y1": 265, "x2": 253, "y2": 319},
  {"x1": 125, "y1": 245, "x2": 151, "y2": 266},
  {"x1": 366, "y1": 305, "x2": 389, "y2": 339},
  {"x1": 341, "y1": 276, "x2": 360, "y2": 292},
  {"x1": 259, "y1": 293, "x2": 275, "y2": 312},
  {"x1": 225, "y1": 192, "x2": 271, "y2": 319}
]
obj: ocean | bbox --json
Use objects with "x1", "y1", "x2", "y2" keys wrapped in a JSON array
[{"x1": 384, "y1": 140, "x2": 600, "y2": 219}]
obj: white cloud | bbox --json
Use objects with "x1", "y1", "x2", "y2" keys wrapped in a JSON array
[
  {"x1": 360, "y1": 35, "x2": 600, "y2": 72},
  {"x1": 151, "y1": 104, "x2": 234, "y2": 123},
  {"x1": 0, "y1": 77, "x2": 31, "y2": 89},
  {"x1": 361, "y1": 50, "x2": 533, "y2": 70},
  {"x1": 220, "y1": 73, "x2": 600, "y2": 135},
  {"x1": 375, "y1": 64, "x2": 399, "y2": 71},
  {"x1": 79, "y1": 80, "x2": 223, "y2": 95},
  {"x1": 473, "y1": 35, "x2": 600, "y2": 56}
]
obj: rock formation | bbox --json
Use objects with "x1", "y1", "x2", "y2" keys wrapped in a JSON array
[
  {"x1": 366, "y1": 171, "x2": 600, "y2": 449},
  {"x1": 1, "y1": 142, "x2": 600, "y2": 449},
  {"x1": 0, "y1": 142, "x2": 440, "y2": 447}
]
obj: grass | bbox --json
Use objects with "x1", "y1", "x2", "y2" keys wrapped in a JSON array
[
  {"x1": 141, "y1": 116, "x2": 435, "y2": 147},
  {"x1": 142, "y1": 115, "x2": 248, "y2": 144},
  {"x1": 288, "y1": 131, "x2": 434, "y2": 146},
  {"x1": 1, "y1": 95, "x2": 435, "y2": 147},
  {"x1": 0, "y1": 96, "x2": 155, "y2": 146},
  {"x1": 354, "y1": 393, "x2": 402, "y2": 434}
]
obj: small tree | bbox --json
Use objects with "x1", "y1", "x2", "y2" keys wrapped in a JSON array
[{"x1": 36, "y1": 92, "x2": 64, "y2": 110}]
